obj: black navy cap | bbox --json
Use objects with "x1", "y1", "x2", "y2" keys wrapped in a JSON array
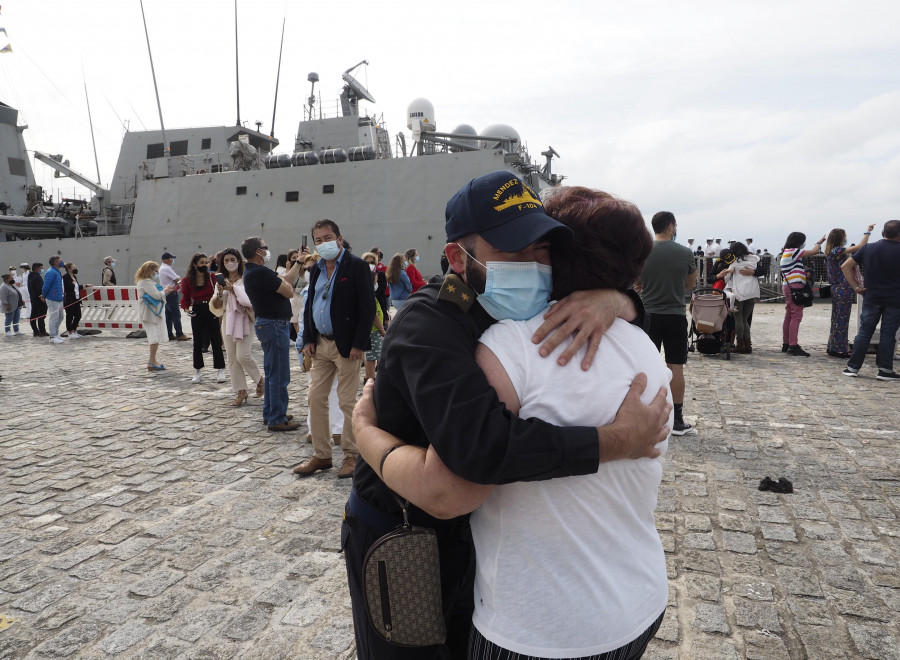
[
  {"x1": 161, "y1": 252, "x2": 176, "y2": 260},
  {"x1": 445, "y1": 171, "x2": 572, "y2": 252}
]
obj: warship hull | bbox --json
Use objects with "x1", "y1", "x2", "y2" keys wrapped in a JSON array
[{"x1": 0, "y1": 147, "x2": 518, "y2": 277}]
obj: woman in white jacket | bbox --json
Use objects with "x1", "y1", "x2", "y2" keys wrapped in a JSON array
[
  {"x1": 136, "y1": 261, "x2": 174, "y2": 371},
  {"x1": 211, "y1": 248, "x2": 262, "y2": 406},
  {"x1": 720, "y1": 241, "x2": 761, "y2": 353}
]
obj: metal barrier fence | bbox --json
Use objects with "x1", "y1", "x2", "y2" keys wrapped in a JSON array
[
  {"x1": 80, "y1": 286, "x2": 143, "y2": 330},
  {"x1": 693, "y1": 253, "x2": 832, "y2": 285}
]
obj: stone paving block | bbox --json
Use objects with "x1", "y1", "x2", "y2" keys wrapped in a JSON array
[
  {"x1": 221, "y1": 603, "x2": 274, "y2": 641},
  {"x1": 94, "y1": 620, "x2": 153, "y2": 654},
  {"x1": 848, "y1": 622, "x2": 900, "y2": 660},
  {"x1": 682, "y1": 532, "x2": 716, "y2": 550},
  {"x1": 128, "y1": 569, "x2": 185, "y2": 598},
  {"x1": 853, "y1": 542, "x2": 897, "y2": 567},
  {"x1": 685, "y1": 574, "x2": 721, "y2": 602},
  {"x1": 786, "y1": 596, "x2": 833, "y2": 626},
  {"x1": 689, "y1": 638, "x2": 739, "y2": 659},
  {"x1": 12, "y1": 579, "x2": 78, "y2": 613},
  {"x1": 760, "y1": 523, "x2": 798, "y2": 542},
  {"x1": 691, "y1": 603, "x2": 729, "y2": 634},
  {"x1": 775, "y1": 566, "x2": 824, "y2": 597},
  {"x1": 32, "y1": 622, "x2": 102, "y2": 657},
  {"x1": 765, "y1": 541, "x2": 812, "y2": 567},
  {"x1": 104, "y1": 535, "x2": 158, "y2": 560},
  {"x1": 48, "y1": 544, "x2": 104, "y2": 570},
  {"x1": 722, "y1": 531, "x2": 757, "y2": 554},
  {"x1": 821, "y1": 565, "x2": 868, "y2": 592},
  {"x1": 734, "y1": 581, "x2": 774, "y2": 601},
  {"x1": 734, "y1": 597, "x2": 784, "y2": 631},
  {"x1": 0, "y1": 569, "x2": 50, "y2": 593}
]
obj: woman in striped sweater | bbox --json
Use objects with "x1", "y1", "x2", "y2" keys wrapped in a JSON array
[{"x1": 780, "y1": 231, "x2": 825, "y2": 357}]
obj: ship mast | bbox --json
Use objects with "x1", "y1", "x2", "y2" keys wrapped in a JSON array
[
  {"x1": 139, "y1": 0, "x2": 168, "y2": 156},
  {"x1": 234, "y1": 0, "x2": 241, "y2": 127},
  {"x1": 269, "y1": 17, "x2": 285, "y2": 138}
]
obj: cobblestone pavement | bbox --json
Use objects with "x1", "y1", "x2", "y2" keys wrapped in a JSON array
[{"x1": 0, "y1": 303, "x2": 898, "y2": 659}]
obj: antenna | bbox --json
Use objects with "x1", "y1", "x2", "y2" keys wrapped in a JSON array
[
  {"x1": 83, "y1": 79, "x2": 102, "y2": 185},
  {"x1": 139, "y1": 0, "x2": 168, "y2": 155},
  {"x1": 234, "y1": 0, "x2": 241, "y2": 126},
  {"x1": 270, "y1": 16, "x2": 285, "y2": 138}
]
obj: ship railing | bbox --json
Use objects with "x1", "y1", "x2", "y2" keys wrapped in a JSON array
[{"x1": 691, "y1": 253, "x2": 832, "y2": 301}]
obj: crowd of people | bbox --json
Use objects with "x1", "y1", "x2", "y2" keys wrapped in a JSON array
[{"x1": 3, "y1": 171, "x2": 898, "y2": 659}]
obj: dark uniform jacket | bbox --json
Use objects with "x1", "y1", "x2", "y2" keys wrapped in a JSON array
[
  {"x1": 302, "y1": 250, "x2": 376, "y2": 359},
  {"x1": 353, "y1": 273, "x2": 602, "y2": 524}
]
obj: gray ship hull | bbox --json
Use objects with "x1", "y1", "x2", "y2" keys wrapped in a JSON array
[{"x1": 0, "y1": 148, "x2": 519, "y2": 278}]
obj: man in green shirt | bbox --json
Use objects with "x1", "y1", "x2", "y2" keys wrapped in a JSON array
[{"x1": 638, "y1": 211, "x2": 698, "y2": 435}]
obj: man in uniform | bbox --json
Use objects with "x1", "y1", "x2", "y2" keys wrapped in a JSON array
[
  {"x1": 101, "y1": 256, "x2": 117, "y2": 286},
  {"x1": 295, "y1": 220, "x2": 375, "y2": 478},
  {"x1": 343, "y1": 171, "x2": 671, "y2": 659},
  {"x1": 159, "y1": 251, "x2": 188, "y2": 341},
  {"x1": 638, "y1": 211, "x2": 698, "y2": 435}
]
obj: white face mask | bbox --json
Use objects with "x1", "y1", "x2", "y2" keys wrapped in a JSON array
[
  {"x1": 369, "y1": 263, "x2": 376, "y2": 272},
  {"x1": 224, "y1": 261, "x2": 239, "y2": 272},
  {"x1": 259, "y1": 248, "x2": 271, "y2": 264}
]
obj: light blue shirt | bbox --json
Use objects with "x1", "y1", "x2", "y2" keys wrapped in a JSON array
[{"x1": 311, "y1": 249, "x2": 345, "y2": 336}]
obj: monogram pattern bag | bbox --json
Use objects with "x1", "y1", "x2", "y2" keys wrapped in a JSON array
[{"x1": 362, "y1": 503, "x2": 446, "y2": 647}]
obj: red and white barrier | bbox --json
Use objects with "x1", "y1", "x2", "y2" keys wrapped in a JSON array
[{"x1": 81, "y1": 286, "x2": 143, "y2": 330}]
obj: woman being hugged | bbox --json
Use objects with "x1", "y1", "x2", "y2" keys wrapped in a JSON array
[
  {"x1": 824, "y1": 224, "x2": 875, "y2": 358},
  {"x1": 181, "y1": 252, "x2": 227, "y2": 383},
  {"x1": 780, "y1": 231, "x2": 825, "y2": 357},
  {"x1": 718, "y1": 242, "x2": 760, "y2": 353},
  {"x1": 386, "y1": 252, "x2": 413, "y2": 310},
  {"x1": 136, "y1": 261, "x2": 174, "y2": 371},
  {"x1": 211, "y1": 248, "x2": 262, "y2": 406}
]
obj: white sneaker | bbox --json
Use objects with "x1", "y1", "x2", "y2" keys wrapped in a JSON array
[
  {"x1": 216, "y1": 368, "x2": 228, "y2": 383},
  {"x1": 191, "y1": 370, "x2": 202, "y2": 384},
  {"x1": 3, "y1": 331, "x2": 12, "y2": 336},
  {"x1": 50, "y1": 336, "x2": 65, "y2": 344},
  {"x1": 13, "y1": 331, "x2": 25, "y2": 336},
  {"x1": 69, "y1": 332, "x2": 82, "y2": 339}
]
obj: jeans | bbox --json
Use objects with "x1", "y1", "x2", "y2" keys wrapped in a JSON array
[
  {"x1": 254, "y1": 317, "x2": 291, "y2": 425},
  {"x1": 165, "y1": 291, "x2": 183, "y2": 338},
  {"x1": 848, "y1": 301, "x2": 900, "y2": 373},
  {"x1": 4, "y1": 307, "x2": 21, "y2": 332},
  {"x1": 734, "y1": 298, "x2": 756, "y2": 341},
  {"x1": 47, "y1": 299, "x2": 64, "y2": 338}
]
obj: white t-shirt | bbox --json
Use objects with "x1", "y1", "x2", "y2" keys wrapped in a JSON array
[
  {"x1": 472, "y1": 311, "x2": 671, "y2": 658},
  {"x1": 704, "y1": 243, "x2": 719, "y2": 257}
]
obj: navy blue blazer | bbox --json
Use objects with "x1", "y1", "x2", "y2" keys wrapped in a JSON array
[{"x1": 302, "y1": 251, "x2": 376, "y2": 358}]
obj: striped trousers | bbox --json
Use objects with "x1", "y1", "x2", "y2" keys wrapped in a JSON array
[{"x1": 467, "y1": 610, "x2": 664, "y2": 660}]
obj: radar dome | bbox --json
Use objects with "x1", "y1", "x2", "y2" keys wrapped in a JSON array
[
  {"x1": 481, "y1": 124, "x2": 520, "y2": 150},
  {"x1": 407, "y1": 98, "x2": 436, "y2": 131},
  {"x1": 449, "y1": 124, "x2": 478, "y2": 152}
]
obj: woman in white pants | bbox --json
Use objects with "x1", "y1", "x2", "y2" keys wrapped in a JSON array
[{"x1": 212, "y1": 248, "x2": 262, "y2": 406}]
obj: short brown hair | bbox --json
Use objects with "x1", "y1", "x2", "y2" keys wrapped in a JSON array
[{"x1": 543, "y1": 186, "x2": 652, "y2": 298}]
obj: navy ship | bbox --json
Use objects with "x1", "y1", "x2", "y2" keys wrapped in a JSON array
[{"x1": 0, "y1": 65, "x2": 563, "y2": 276}]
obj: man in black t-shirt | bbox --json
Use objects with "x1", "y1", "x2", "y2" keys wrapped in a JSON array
[{"x1": 241, "y1": 236, "x2": 304, "y2": 431}]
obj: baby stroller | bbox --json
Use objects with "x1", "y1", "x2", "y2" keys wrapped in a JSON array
[{"x1": 688, "y1": 288, "x2": 731, "y2": 360}]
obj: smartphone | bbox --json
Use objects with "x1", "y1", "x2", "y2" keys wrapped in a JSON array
[
  {"x1": 216, "y1": 273, "x2": 226, "y2": 287},
  {"x1": 301, "y1": 234, "x2": 308, "y2": 249}
]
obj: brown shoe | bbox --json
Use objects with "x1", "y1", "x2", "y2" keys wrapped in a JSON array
[
  {"x1": 286, "y1": 414, "x2": 294, "y2": 421},
  {"x1": 293, "y1": 456, "x2": 333, "y2": 476},
  {"x1": 332, "y1": 433, "x2": 342, "y2": 447},
  {"x1": 337, "y1": 456, "x2": 357, "y2": 479},
  {"x1": 175, "y1": 335, "x2": 190, "y2": 341},
  {"x1": 255, "y1": 377, "x2": 264, "y2": 398},
  {"x1": 268, "y1": 420, "x2": 301, "y2": 432}
]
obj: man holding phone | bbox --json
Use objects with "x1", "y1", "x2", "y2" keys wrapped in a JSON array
[
  {"x1": 241, "y1": 236, "x2": 305, "y2": 432},
  {"x1": 159, "y1": 252, "x2": 189, "y2": 341}
]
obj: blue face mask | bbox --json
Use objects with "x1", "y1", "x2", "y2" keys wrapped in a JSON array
[
  {"x1": 317, "y1": 240, "x2": 341, "y2": 260},
  {"x1": 458, "y1": 245, "x2": 552, "y2": 321},
  {"x1": 414, "y1": 256, "x2": 420, "y2": 263}
]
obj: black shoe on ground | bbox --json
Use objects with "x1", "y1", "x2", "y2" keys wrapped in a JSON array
[
  {"x1": 672, "y1": 420, "x2": 695, "y2": 436},
  {"x1": 782, "y1": 343, "x2": 789, "y2": 353},
  {"x1": 842, "y1": 367, "x2": 859, "y2": 377},
  {"x1": 876, "y1": 370, "x2": 900, "y2": 382},
  {"x1": 787, "y1": 345, "x2": 810, "y2": 357}
]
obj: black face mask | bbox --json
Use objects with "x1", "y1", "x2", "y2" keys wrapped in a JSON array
[
  {"x1": 72, "y1": 269, "x2": 79, "y2": 275},
  {"x1": 197, "y1": 265, "x2": 208, "y2": 273}
]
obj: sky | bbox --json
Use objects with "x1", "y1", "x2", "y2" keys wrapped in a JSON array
[{"x1": 1, "y1": 0, "x2": 899, "y2": 252}]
